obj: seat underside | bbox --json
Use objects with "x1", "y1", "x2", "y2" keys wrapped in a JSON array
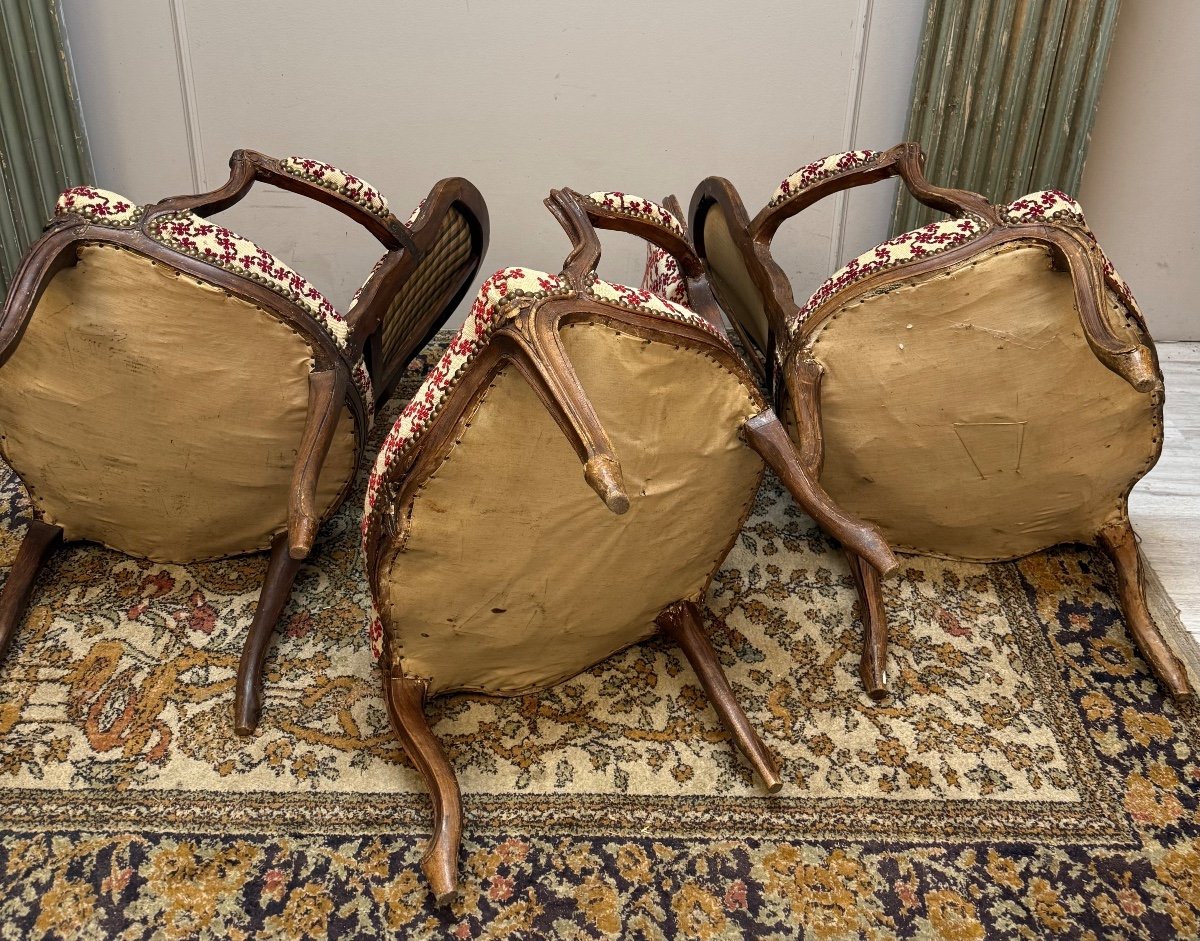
[
  {"x1": 0, "y1": 244, "x2": 358, "y2": 561},
  {"x1": 377, "y1": 325, "x2": 763, "y2": 696},
  {"x1": 808, "y1": 242, "x2": 1159, "y2": 561}
]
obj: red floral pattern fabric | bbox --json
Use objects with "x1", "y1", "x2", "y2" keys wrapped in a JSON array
[
  {"x1": 789, "y1": 189, "x2": 1144, "y2": 340},
  {"x1": 641, "y1": 244, "x2": 689, "y2": 306},
  {"x1": 583, "y1": 192, "x2": 686, "y2": 239},
  {"x1": 54, "y1": 186, "x2": 142, "y2": 226},
  {"x1": 791, "y1": 216, "x2": 988, "y2": 334},
  {"x1": 770, "y1": 150, "x2": 880, "y2": 207},
  {"x1": 279, "y1": 157, "x2": 390, "y2": 219}
]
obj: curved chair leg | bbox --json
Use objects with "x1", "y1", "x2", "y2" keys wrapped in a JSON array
[
  {"x1": 288, "y1": 368, "x2": 344, "y2": 559},
  {"x1": 384, "y1": 671, "x2": 462, "y2": 905},
  {"x1": 845, "y1": 550, "x2": 889, "y2": 700},
  {"x1": 0, "y1": 519, "x2": 63, "y2": 664},
  {"x1": 497, "y1": 311, "x2": 630, "y2": 515},
  {"x1": 1097, "y1": 519, "x2": 1194, "y2": 702},
  {"x1": 657, "y1": 600, "x2": 783, "y2": 792},
  {"x1": 233, "y1": 532, "x2": 304, "y2": 735},
  {"x1": 742, "y1": 409, "x2": 898, "y2": 577}
]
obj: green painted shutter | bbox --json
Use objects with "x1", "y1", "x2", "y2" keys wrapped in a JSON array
[
  {"x1": 893, "y1": 0, "x2": 1119, "y2": 235},
  {"x1": 0, "y1": 0, "x2": 92, "y2": 292}
]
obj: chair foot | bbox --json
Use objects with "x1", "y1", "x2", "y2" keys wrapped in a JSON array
[
  {"x1": 0, "y1": 519, "x2": 63, "y2": 665},
  {"x1": 1097, "y1": 519, "x2": 1194, "y2": 702},
  {"x1": 846, "y1": 550, "x2": 889, "y2": 700},
  {"x1": 384, "y1": 671, "x2": 462, "y2": 904},
  {"x1": 657, "y1": 600, "x2": 783, "y2": 792},
  {"x1": 233, "y1": 532, "x2": 304, "y2": 735}
]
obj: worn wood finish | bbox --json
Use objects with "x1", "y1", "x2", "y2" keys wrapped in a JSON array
[
  {"x1": 288, "y1": 369, "x2": 346, "y2": 560},
  {"x1": 366, "y1": 187, "x2": 895, "y2": 897},
  {"x1": 0, "y1": 149, "x2": 490, "y2": 729},
  {"x1": 743, "y1": 409, "x2": 896, "y2": 577},
  {"x1": 1098, "y1": 518, "x2": 1193, "y2": 701},
  {"x1": 383, "y1": 670, "x2": 462, "y2": 906},
  {"x1": 689, "y1": 140, "x2": 1187, "y2": 702},
  {"x1": 845, "y1": 550, "x2": 888, "y2": 700},
  {"x1": 233, "y1": 532, "x2": 305, "y2": 736},
  {"x1": 0, "y1": 519, "x2": 62, "y2": 664},
  {"x1": 351, "y1": 175, "x2": 490, "y2": 404},
  {"x1": 657, "y1": 600, "x2": 783, "y2": 792}
]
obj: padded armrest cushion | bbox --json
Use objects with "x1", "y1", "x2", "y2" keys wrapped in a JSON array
[
  {"x1": 770, "y1": 150, "x2": 881, "y2": 207},
  {"x1": 55, "y1": 186, "x2": 142, "y2": 226},
  {"x1": 582, "y1": 192, "x2": 687, "y2": 239},
  {"x1": 279, "y1": 156, "x2": 391, "y2": 219}
]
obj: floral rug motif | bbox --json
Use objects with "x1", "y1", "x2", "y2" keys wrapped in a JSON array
[{"x1": 2, "y1": 334, "x2": 1199, "y2": 939}]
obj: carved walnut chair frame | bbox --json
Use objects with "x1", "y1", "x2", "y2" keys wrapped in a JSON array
[
  {"x1": 362, "y1": 187, "x2": 898, "y2": 902},
  {"x1": 690, "y1": 141, "x2": 1189, "y2": 702},
  {"x1": 0, "y1": 149, "x2": 489, "y2": 733}
]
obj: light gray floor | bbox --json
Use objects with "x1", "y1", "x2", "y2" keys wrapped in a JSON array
[{"x1": 1129, "y1": 342, "x2": 1200, "y2": 634}]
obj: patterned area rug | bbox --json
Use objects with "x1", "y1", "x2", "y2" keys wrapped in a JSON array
[{"x1": 2, "y1": 334, "x2": 1199, "y2": 940}]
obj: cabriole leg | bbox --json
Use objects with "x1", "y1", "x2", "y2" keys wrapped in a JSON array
[
  {"x1": 1097, "y1": 519, "x2": 1193, "y2": 702},
  {"x1": 0, "y1": 519, "x2": 63, "y2": 664},
  {"x1": 845, "y1": 550, "x2": 889, "y2": 700},
  {"x1": 384, "y1": 671, "x2": 462, "y2": 904},
  {"x1": 234, "y1": 532, "x2": 304, "y2": 735},
  {"x1": 657, "y1": 600, "x2": 783, "y2": 793}
]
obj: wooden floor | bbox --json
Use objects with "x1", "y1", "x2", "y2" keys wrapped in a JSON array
[{"x1": 1129, "y1": 342, "x2": 1200, "y2": 635}]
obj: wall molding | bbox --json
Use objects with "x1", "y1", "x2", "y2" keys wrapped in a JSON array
[{"x1": 169, "y1": 0, "x2": 206, "y2": 193}]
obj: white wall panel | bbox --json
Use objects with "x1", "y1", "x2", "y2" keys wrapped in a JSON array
[
  {"x1": 1080, "y1": 0, "x2": 1200, "y2": 341},
  {"x1": 62, "y1": 0, "x2": 924, "y2": 322}
]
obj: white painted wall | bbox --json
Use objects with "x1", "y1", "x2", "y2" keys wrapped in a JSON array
[
  {"x1": 60, "y1": 0, "x2": 923, "y2": 324},
  {"x1": 1081, "y1": 0, "x2": 1200, "y2": 341}
]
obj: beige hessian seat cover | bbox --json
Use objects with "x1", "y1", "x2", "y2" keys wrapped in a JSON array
[
  {"x1": 365, "y1": 267, "x2": 763, "y2": 695},
  {"x1": 0, "y1": 245, "x2": 358, "y2": 561}
]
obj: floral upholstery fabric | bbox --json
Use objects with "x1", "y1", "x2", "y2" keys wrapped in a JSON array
[
  {"x1": 792, "y1": 216, "x2": 988, "y2": 333},
  {"x1": 641, "y1": 244, "x2": 689, "y2": 306},
  {"x1": 54, "y1": 186, "x2": 142, "y2": 226},
  {"x1": 1003, "y1": 190, "x2": 1141, "y2": 317},
  {"x1": 789, "y1": 189, "x2": 1141, "y2": 339},
  {"x1": 52, "y1": 186, "x2": 377, "y2": 423},
  {"x1": 582, "y1": 192, "x2": 686, "y2": 239},
  {"x1": 279, "y1": 157, "x2": 390, "y2": 219},
  {"x1": 770, "y1": 150, "x2": 880, "y2": 207}
]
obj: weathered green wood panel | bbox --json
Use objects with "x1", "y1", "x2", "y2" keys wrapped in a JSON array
[
  {"x1": 0, "y1": 0, "x2": 91, "y2": 291},
  {"x1": 893, "y1": 0, "x2": 1119, "y2": 235}
]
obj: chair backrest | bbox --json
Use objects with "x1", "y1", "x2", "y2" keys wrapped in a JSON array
[
  {"x1": 363, "y1": 190, "x2": 770, "y2": 696},
  {"x1": 691, "y1": 143, "x2": 1163, "y2": 561}
]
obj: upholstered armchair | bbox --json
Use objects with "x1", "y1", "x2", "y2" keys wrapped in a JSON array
[
  {"x1": 690, "y1": 141, "x2": 1187, "y2": 702},
  {"x1": 0, "y1": 150, "x2": 488, "y2": 734},
  {"x1": 361, "y1": 186, "x2": 896, "y2": 901}
]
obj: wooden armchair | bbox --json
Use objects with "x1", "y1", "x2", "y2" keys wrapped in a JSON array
[
  {"x1": 361, "y1": 187, "x2": 897, "y2": 901},
  {"x1": 690, "y1": 141, "x2": 1188, "y2": 702},
  {"x1": 0, "y1": 150, "x2": 488, "y2": 734}
]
